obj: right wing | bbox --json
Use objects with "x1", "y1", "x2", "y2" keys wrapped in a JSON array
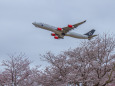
[{"x1": 62, "y1": 20, "x2": 86, "y2": 33}]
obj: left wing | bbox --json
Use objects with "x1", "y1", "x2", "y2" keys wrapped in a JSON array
[{"x1": 62, "y1": 20, "x2": 86, "y2": 33}]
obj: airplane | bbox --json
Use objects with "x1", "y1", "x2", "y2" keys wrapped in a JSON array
[{"x1": 32, "y1": 20, "x2": 97, "y2": 40}]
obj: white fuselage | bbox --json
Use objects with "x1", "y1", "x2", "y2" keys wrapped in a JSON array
[
  {"x1": 32, "y1": 22, "x2": 89, "y2": 39},
  {"x1": 66, "y1": 32, "x2": 88, "y2": 39}
]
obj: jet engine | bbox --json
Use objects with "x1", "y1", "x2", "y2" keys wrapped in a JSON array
[
  {"x1": 54, "y1": 36, "x2": 59, "y2": 39},
  {"x1": 51, "y1": 33, "x2": 55, "y2": 36},
  {"x1": 57, "y1": 27, "x2": 62, "y2": 31},
  {"x1": 68, "y1": 24, "x2": 74, "y2": 28}
]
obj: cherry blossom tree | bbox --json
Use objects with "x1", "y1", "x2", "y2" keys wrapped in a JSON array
[
  {"x1": 21, "y1": 66, "x2": 42, "y2": 86},
  {"x1": 40, "y1": 34, "x2": 115, "y2": 86},
  {"x1": 0, "y1": 53, "x2": 32, "y2": 86},
  {"x1": 0, "y1": 34, "x2": 114, "y2": 86}
]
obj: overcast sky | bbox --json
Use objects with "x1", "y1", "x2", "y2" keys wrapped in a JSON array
[{"x1": 0, "y1": 0, "x2": 115, "y2": 68}]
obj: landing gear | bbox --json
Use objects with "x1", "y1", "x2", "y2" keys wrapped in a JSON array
[{"x1": 61, "y1": 33, "x2": 65, "y2": 36}]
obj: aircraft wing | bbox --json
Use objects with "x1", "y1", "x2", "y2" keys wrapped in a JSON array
[{"x1": 62, "y1": 20, "x2": 86, "y2": 33}]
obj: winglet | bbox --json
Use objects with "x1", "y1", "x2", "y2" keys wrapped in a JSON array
[
  {"x1": 73, "y1": 20, "x2": 86, "y2": 28},
  {"x1": 84, "y1": 20, "x2": 86, "y2": 22}
]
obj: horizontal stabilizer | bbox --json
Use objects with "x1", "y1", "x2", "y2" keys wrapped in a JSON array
[{"x1": 88, "y1": 35, "x2": 97, "y2": 40}]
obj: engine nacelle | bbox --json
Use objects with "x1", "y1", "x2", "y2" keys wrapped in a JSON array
[
  {"x1": 54, "y1": 36, "x2": 59, "y2": 39},
  {"x1": 57, "y1": 27, "x2": 62, "y2": 31},
  {"x1": 68, "y1": 24, "x2": 74, "y2": 28},
  {"x1": 51, "y1": 33, "x2": 55, "y2": 36}
]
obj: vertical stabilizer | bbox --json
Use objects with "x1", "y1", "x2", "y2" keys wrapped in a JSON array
[
  {"x1": 84, "y1": 29, "x2": 95, "y2": 36},
  {"x1": 84, "y1": 29, "x2": 97, "y2": 40}
]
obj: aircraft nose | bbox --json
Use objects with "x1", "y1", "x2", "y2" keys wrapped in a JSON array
[
  {"x1": 32, "y1": 22, "x2": 38, "y2": 27},
  {"x1": 32, "y1": 22, "x2": 36, "y2": 25}
]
